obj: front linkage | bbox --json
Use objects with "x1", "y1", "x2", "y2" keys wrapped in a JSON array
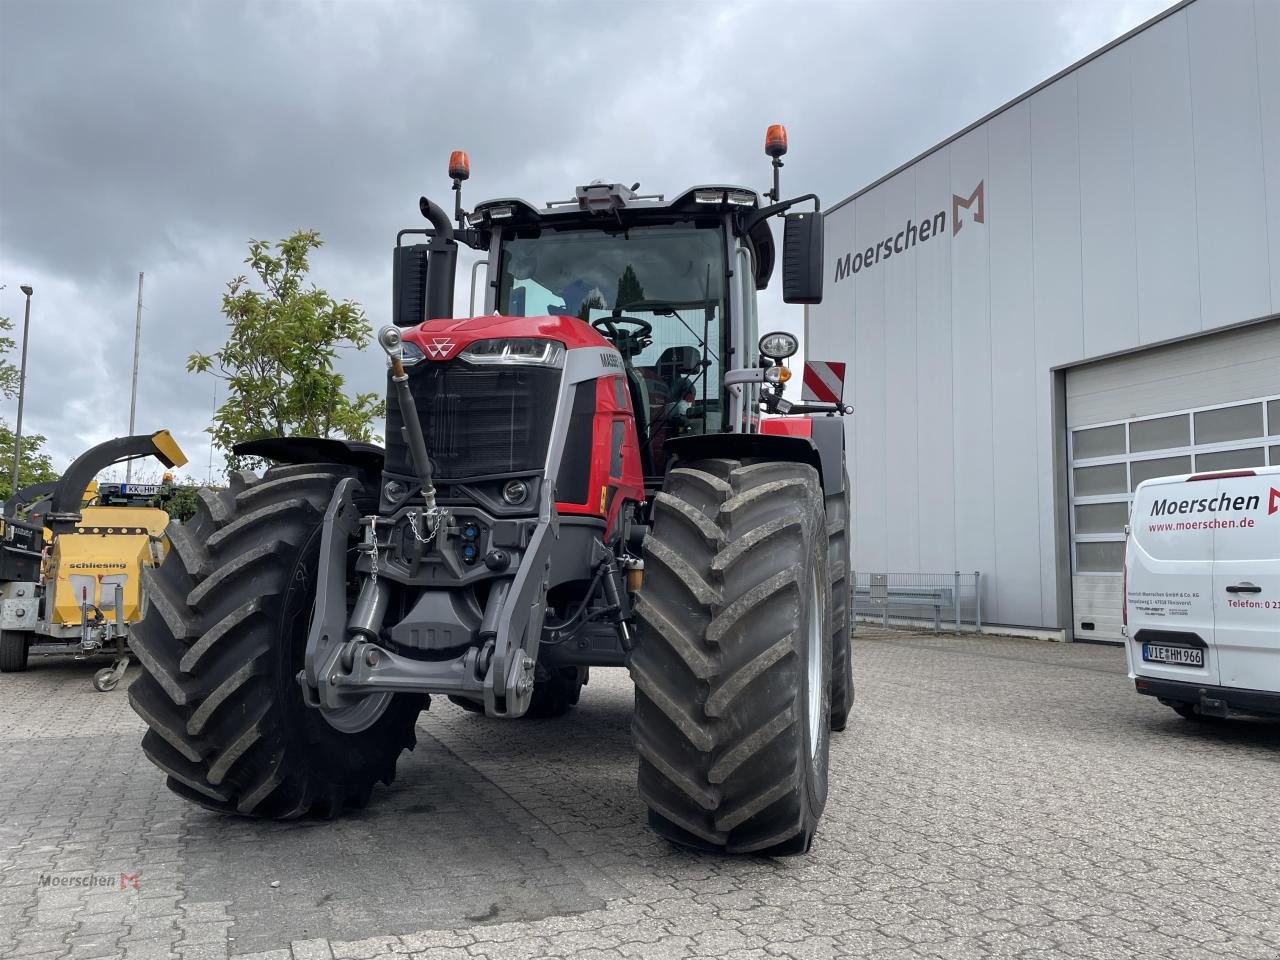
[{"x1": 296, "y1": 325, "x2": 634, "y2": 726}]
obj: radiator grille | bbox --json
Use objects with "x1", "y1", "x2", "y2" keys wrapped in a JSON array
[{"x1": 384, "y1": 362, "x2": 562, "y2": 479}]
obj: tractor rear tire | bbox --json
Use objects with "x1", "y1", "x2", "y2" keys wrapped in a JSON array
[
  {"x1": 629, "y1": 458, "x2": 832, "y2": 855},
  {"x1": 0, "y1": 630, "x2": 30, "y2": 672},
  {"x1": 127, "y1": 464, "x2": 426, "y2": 819},
  {"x1": 826, "y1": 484, "x2": 854, "y2": 731}
]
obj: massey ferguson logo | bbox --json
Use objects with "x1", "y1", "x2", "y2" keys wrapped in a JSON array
[
  {"x1": 423, "y1": 337, "x2": 456, "y2": 360},
  {"x1": 833, "y1": 179, "x2": 985, "y2": 282},
  {"x1": 1269, "y1": 487, "x2": 1280, "y2": 516}
]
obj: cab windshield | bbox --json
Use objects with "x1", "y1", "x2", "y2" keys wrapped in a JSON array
[{"x1": 497, "y1": 223, "x2": 728, "y2": 467}]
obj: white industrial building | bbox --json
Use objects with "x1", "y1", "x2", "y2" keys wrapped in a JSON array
[{"x1": 807, "y1": 0, "x2": 1279, "y2": 641}]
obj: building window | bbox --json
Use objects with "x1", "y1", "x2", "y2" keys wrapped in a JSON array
[
  {"x1": 1129, "y1": 414, "x2": 1189, "y2": 453},
  {"x1": 1072, "y1": 424, "x2": 1126, "y2": 458},
  {"x1": 1074, "y1": 502, "x2": 1130, "y2": 535},
  {"x1": 1130, "y1": 455, "x2": 1190, "y2": 490},
  {"x1": 1193, "y1": 402, "x2": 1263, "y2": 444},
  {"x1": 1075, "y1": 541, "x2": 1125, "y2": 573},
  {"x1": 1195, "y1": 447, "x2": 1264, "y2": 471}
]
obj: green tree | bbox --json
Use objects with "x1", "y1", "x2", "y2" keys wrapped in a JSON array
[
  {"x1": 162, "y1": 476, "x2": 221, "y2": 523},
  {"x1": 615, "y1": 264, "x2": 645, "y2": 308},
  {"x1": 0, "y1": 315, "x2": 58, "y2": 504},
  {"x1": 576, "y1": 292, "x2": 605, "y2": 323},
  {"x1": 189, "y1": 231, "x2": 385, "y2": 470}
]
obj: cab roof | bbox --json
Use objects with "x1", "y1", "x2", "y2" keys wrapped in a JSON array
[{"x1": 468, "y1": 183, "x2": 777, "y2": 290}]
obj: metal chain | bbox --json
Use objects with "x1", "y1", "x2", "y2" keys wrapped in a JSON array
[{"x1": 406, "y1": 507, "x2": 446, "y2": 548}]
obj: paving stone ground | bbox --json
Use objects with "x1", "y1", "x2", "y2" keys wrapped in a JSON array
[{"x1": 1, "y1": 629, "x2": 1278, "y2": 960}]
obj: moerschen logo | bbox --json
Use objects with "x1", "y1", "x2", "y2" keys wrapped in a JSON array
[
  {"x1": 951, "y1": 181, "x2": 984, "y2": 235},
  {"x1": 833, "y1": 179, "x2": 985, "y2": 283}
]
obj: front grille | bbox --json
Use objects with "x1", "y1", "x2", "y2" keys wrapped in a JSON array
[{"x1": 384, "y1": 361, "x2": 562, "y2": 479}]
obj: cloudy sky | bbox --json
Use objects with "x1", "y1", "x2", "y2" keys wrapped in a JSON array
[{"x1": 0, "y1": 0, "x2": 1174, "y2": 481}]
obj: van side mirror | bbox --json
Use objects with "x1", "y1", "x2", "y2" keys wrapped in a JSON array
[{"x1": 782, "y1": 211, "x2": 823, "y2": 304}]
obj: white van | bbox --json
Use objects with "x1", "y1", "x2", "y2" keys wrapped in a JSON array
[{"x1": 1124, "y1": 465, "x2": 1280, "y2": 719}]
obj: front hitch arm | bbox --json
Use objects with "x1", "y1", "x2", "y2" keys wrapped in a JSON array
[{"x1": 301, "y1": 478, "x2": 364, "y2": 707}]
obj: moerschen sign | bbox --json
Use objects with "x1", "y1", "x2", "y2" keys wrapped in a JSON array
[{"x1": 832, "y1": 181, "x2": 984, "y2": 282}]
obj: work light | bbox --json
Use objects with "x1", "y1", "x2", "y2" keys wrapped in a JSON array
[{"x1": 759, "y1": 331, "x2": 799, "y2": 361}]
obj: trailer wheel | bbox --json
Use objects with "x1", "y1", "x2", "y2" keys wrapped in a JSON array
[
  {"x1": 127, "y1": 464, "x2": 426, "y2": 819},
  {"x1": 0, "y1": 630, "x2": 30, "y2": 672},
  {"x1": 629, "y1": 458, "x2": 831, "y2": 855},
  {"x1": 826, "y1": 483, "x2": 854, "y2": 731}
]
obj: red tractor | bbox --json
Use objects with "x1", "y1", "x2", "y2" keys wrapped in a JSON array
[{"x1": 128, "y1": 127, "x2": 853, "y2": 854}]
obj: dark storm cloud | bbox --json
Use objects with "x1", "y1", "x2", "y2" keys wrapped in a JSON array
[{"x1": 0, "y1": 0, "x2": 1172, "y2": 475}]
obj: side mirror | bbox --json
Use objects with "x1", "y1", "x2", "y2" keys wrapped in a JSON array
[
  {"x1": 392, "y1": 244, "x2": 430, "y2": 327},
  {"x1": 782, "y1": 211, "x2": 823, "y2": 304}
]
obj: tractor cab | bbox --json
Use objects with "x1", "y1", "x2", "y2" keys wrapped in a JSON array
[
  {"x1": 390, "y1": 128, "x2": 824, "y2": 483},
  {"x1": 473, "y1": 184, "x2": 768, "y2": 478}
]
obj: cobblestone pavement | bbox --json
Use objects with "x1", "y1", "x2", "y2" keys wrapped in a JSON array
[{"x1": 2, "y1": 629, "x2": 1278, "y2": 960}]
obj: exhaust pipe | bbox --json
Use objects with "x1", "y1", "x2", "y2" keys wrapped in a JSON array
[{"x1": 378, "y1": 326, "x2": 437, "y2": 511}]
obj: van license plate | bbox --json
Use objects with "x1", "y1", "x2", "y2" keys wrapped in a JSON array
[{"x1": 1142, "y1": 644, "x2": 1203, "y2": 667}]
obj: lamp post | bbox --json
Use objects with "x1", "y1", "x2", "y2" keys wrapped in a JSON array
[{"x1": 10, "y1": 285, "x2": 33, "y2": 500}]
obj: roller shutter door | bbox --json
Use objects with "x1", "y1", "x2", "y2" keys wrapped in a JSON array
[{"x1": 1065, "y1": 318, "x2": 1280, "y2": 642}]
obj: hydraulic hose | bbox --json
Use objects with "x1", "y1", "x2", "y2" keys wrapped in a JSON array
[{"x1": 378, "y1": 326, "x2": 437, "y2": 510}]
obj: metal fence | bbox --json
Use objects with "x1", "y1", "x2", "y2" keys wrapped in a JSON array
[{"x1": 850, "y1": 571, "x2": 983, "y2": 633}]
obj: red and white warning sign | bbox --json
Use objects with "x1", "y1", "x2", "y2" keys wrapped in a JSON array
[{"x1": 801, "y1": 361, "x2": 846, "y2": 403}]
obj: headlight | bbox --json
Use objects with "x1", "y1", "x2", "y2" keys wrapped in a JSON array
[
  {"x1": 502, "y1": 479, "x2": 529, "y2": 504},
  {"x1": 400, "y1": 341, "x2": 425, "y2": 366},
  {"x1": 459, "y1": 338, "x2": 566, "y2": 367},
  {"x1": 759, "y1": 330, "x2": 799, "y2": 360}
]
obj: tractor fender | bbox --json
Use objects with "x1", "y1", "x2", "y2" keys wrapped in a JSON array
[
  {"x1": 233, "y1": 437, "x2": 385, "y2": 473},
  {"x1": 665, "y1": 418, "x2": 846, "y2": 497}
]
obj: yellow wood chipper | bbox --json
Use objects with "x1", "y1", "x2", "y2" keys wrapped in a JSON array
[{"x1": 0, "y1": 430, "x2": 188, "y2": 690}]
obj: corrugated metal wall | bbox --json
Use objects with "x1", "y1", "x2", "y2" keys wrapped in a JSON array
[{"x1": 807, "y1": 0, "x2": 1280, "y2": 630}]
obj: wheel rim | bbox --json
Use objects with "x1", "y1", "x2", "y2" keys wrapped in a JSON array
[
  {"x1": 806, "y1": 572, "x2": 822, "y2": 759},
  {"x1": 320, "y1": 691, "x2": 393, "y2": 734}
]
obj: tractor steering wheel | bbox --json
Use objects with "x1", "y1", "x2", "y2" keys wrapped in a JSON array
[{"x1": 592, "y1": 315, "x2": 653, "y2": 342}]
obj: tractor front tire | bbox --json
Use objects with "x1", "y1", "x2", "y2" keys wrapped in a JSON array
[
  {"x1": 629, "y1": 458, "x2": 832, "y2": 855},
  {"x1": 127, "y1": 464, "x2": 426, "y2": 819},
  {"x1": 826, "y1": 483, "x2": 855, "y2": 731},
  {"x1": 0, "y1": 630, "x2": 30, "y2": 672}
]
